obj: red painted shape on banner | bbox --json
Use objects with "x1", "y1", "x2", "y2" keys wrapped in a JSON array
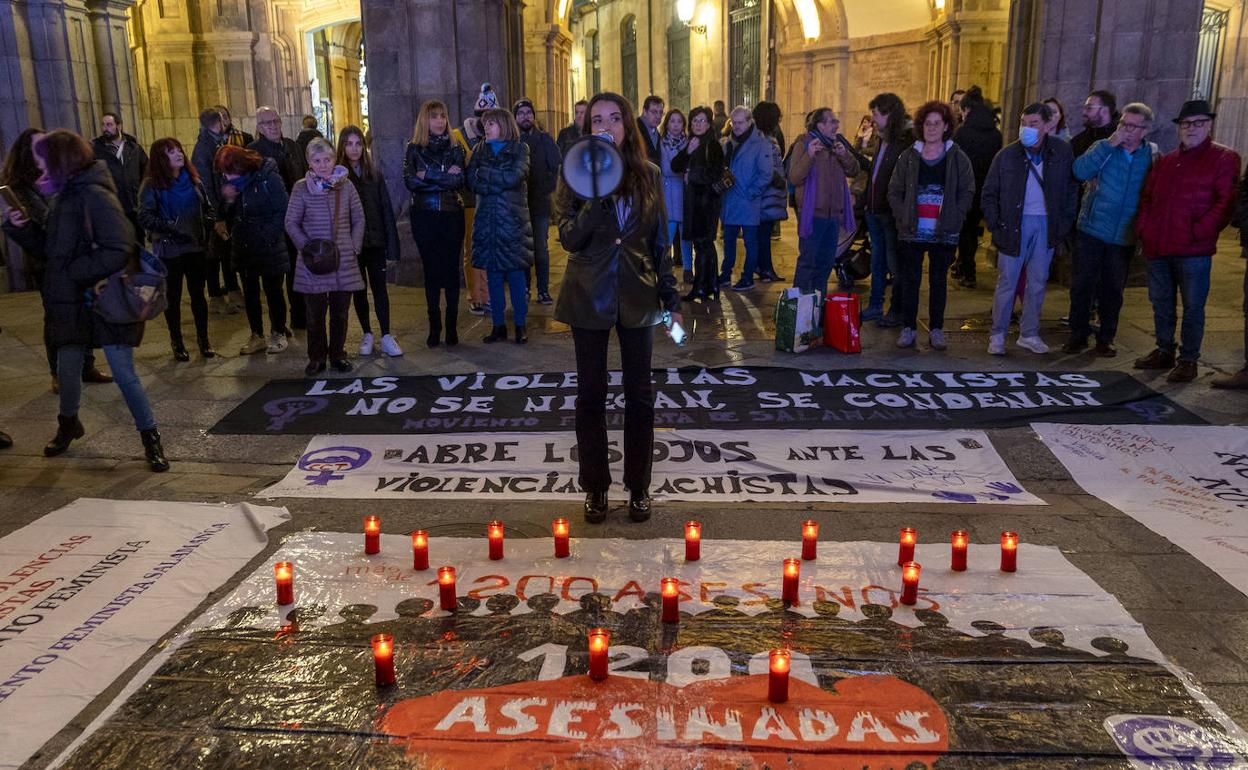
[{"x1": 379, "y1": 673, "x2": 947, "y2": 769}]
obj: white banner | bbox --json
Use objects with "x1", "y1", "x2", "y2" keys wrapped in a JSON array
[
  {"x1": 0, "y1": 498, "x2": 289, "y2": 770},
  {"x1": 1034, "y1": 423, "x2": 1248, "y2": 598},
  {"x1": 260, "y1": 429, "x2": 1042, "y2": 504}
]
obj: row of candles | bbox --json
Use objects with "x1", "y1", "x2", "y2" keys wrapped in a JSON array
[{"x1": 273, "y1": 517, "x2": 1021, "y2": 699}]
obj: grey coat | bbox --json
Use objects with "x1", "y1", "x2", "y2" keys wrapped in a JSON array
[{"x1": 285, "y1": 167, "x2": 366, "y2": 293}]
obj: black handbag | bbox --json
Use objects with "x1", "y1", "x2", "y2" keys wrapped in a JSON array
[
  {"x1": 711, "y1": 168, "x2": 736, "y2": 195},
  {"x1": 301, "y1": 187, "x2": 341, "y2": 275}
]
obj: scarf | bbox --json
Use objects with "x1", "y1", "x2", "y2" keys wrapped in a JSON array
[
  {"x1": 486, "y1": 139, "x2": 507, "y2": 155},
  {"x1": 231, "y1": 171, "x2": 256, "y2": 196},
  {"x1": 661, "y1": 133, "x2": 687, "y2": 153},
  {"x1": 305, "y1": 165, "x2": 349, "y2": 194},
  {"x1": 35, "y1": 172, "x2": 60, "y2": 197},
  {"x1": 427, "y1": 132, "x2": 451, "y2": 153},
  {"x1": 797, "y1": 132, "x2": 855, "y2": 239},
  {"x1": 161, "y1": 168, "x2": 198, "y2": 215}
]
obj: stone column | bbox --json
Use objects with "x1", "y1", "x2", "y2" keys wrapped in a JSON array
[{"x1": 87, "y1": 0, "x2": 139, "y2": 129}]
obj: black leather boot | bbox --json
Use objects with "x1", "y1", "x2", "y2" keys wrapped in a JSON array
[
  {"x1": 0, "y1": 430, "x2": 12, "y2": 450},
  {"x1": 628, "y1": 489, "x2": 652, "y2": 522},
  {"x1": 483, "y1": 325, "x2": 508, "y2": 343},
  {"x1": 44, "y1": 415, "x2": 85, "y2": 457},
  {"x1": 445, "y1": 308, "x2": 459, "y2": 347},
  {"x1": 198, "y1": 336, "x2": 217, "y2": 359},
  {"x1": 584, "y1": 491, "x2": 609, "y2": 523},
  {"x1": 427, "y1": 316, "x2": 442, "y2": 348},
  {"x1": 515, "y1": 325, "x2": 527, "y2": 344},
  {"x1": 171, "y1": 337, "x2": 190, "y2": 362},
  {"x1": 140, "y1": 428, "x2": 170, "y2": 472}
]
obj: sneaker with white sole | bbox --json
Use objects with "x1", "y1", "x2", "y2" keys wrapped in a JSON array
[
  {"x1": 266, "y1": 332, "x2": 289, "y2": 354},
  {"x1": 379, "y1": 334, "x2": 403, "y2": 357},
  {"x1": 239, "y1": 334, "x2": 267, "y2": 355},
  {"x1": 1017, "y1": 336, "x2": 1049, "y2": 354},
  {"x1": 929, "y1": 329, "x2": 947, "y2": 350},
  {"x1": 896, "y1": 327, "x2": 917, "y2": 348},
  {"x1": 359, "y1": 333, "x2": 375, "y2": 356},
  {"x1": 468, "y1": 302, "x2": 486, "y2": 316},
  {"x1": 988, "y1": 334, "x2": 1006, "y2": 356}
]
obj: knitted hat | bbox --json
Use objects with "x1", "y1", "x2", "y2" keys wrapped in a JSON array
[
  {"x1": 512, "y1": 98, "x2": 535, "y2": 116},
  {"x1": 475, "y1": 83, "x2": 499, "y2": 115}
]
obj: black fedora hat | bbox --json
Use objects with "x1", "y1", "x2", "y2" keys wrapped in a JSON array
[{"x1": 1173, "y1": 99, "x2": 1217, "y2": 124}]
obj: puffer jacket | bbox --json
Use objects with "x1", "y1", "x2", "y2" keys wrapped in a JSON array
[
  {"x1": 137, "y1": 172, "x2": 216, "y2": 257},
  {"x1": 670, "y1": 136, "x2": 724, "y2": 241},
  {"x1": 760, "y1": 134, "x2": 789, "y2": 222},
  {"x1": 553, "y1": 169, "x2": 679, "y2": 330},
  {"x1": 226, "y1": 158, "x2": 290, "y2": 276},
  {"x1": 720, "y1": 125, "x2": 774, "y2": 227},
  {"x1": 1072, "y1": 139, "x2": 1154, "y2": 246},
  {"x1": 346, "y1": 165, "x2": 400, "y2": 263},
  {"x1": 888, "y1": 141, "x2": 976, "y2": 243},
  {"x1": 660, "y1": 137, "x2": 687, "y2": 224},
  {"x1": 1136, "y1": 137, "x2": 1241, "y2": 259},
  {"x1": 467, "y1": 140, "x2": 534, "y2": 273},
  {"x1": 285, "y1": 166, "x2": 366, "y2": 293},
  {"x1": 981, "y1": 136, "x2": 1078, "y2": 255},
  {"x1": 404, "y1": 134, "x2": 466, "y2": 213}
]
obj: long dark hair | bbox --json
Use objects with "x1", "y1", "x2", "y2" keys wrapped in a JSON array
[
  {"x1": 146, "y1": 137, "x2": 200, "y2": 189},
  {"x1": 2, "y1": 128, "x2": 45, "y2": 188},
  {"x1": 580, "y1": 92, "x2": 659, "y2": 210},
  {"x1": 869, "y1": 92, "x2": 910, "y2": 146},
  {"x1": 335, "y1": 125, "x2": 375, "y2": 181}
]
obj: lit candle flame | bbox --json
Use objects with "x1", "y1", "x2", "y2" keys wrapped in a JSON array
[
  {"x1": 685, "y1": 521, "x2": 701, "y2": 539},
  {"x1": 952, "y1": 530, "x2": 968, "y2": 547},
  {"x1": 769, "y1": 649, "x2": 790, "y2": 673},
  {"x1": 661, "y1": 577, "x2": 678, "y2": 597},
  {"x1": 364, "y1": 516, "x2": 380, "y2": 534},
  {"x1": 903, "y1": 561, "x2": 922, "y2": 582},
  {"x1": 783, "y1": 558, "x2": 800, "y2": 577},
  {"x1": 488, "y1": 521, "x2": 504, "y2": 538},
  {"x1": 900, "y1": 527, "x2": 916, "y2": 545},
  {"x1": 1001, "y1": 531, "x2": 1018, "y2": 549},
  {"x1": 412, "y1": 531, "x2": 427, "y2": 547},
  {"x1": 589, "y1": 629, "x2": 609, "y2": 651},
  {"x1": 552, "y1": 519, "x2": 568, "y2": 537},
  {"x1": 438, "y1": 566, "x2": 455, "y2": 585}
]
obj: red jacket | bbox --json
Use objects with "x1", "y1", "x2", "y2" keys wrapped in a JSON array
[{"x1": 1136, "y1": 137, "x2": 1240, "y2": 258}]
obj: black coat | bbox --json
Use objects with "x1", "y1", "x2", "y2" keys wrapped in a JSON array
[
  {"x1": 638, "y1": 117, "x2": 661, "y2": 164},
  {"x1": 981, "y1": 137, "x2": 1079, "y2": 256},
  {"x1": 347, "y1": 166, "x2": 401, "y2": 263},
  {"x1": 137, "y1": 174, "x2": 216, "y2": 257},
  {"x1": 556, "y1": 123, "x2": 582, "y2": 157},
  {"x1": 863, "y1": 128, "x2": 914, "y2": 215},
  {"x1": 520, "y1": 128, "x2": 561, "y2": 217},
  {"x1": 225, "y1": 159, "x2": 291, "y2": 276},
  {"x1": 466, "y1": 141, "x2": 534, "y2": 273},
  {"x1": 553, "y1": 169, "x2": 679, "y2": 330},
  {"x1": 248, "y1": 136, "x2": 307, "y2": 192},
  {"x1": 1071, "y1": 119, "x2": 1117, "y2": 160},
  {"x1": 295, "y1": 128, "x2": 323, "y2": 161},
  {"x1": 404, "y1": 135, "x2": 466, "y2": 213},
  {"x1": 191, "y1": 128, "x2": 225, "y2": 208},
  {"x1": 92, "y1": 134, "x2": 148, "y2": 215},
  {"x1": 952, "y1": 104, "x2": 1003, "y2": 209},
  {"x1": 0, "y1": 182, "x2": 50, "y2": 281},
  {"x1": 670, "y1": 136, "x2": 724, "y2": 241}
]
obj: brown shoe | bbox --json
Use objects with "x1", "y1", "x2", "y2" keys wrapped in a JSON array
[
  {"x1": 1094, "y1": 341, "x2": 1117, "y2": 358},
  {"x1": 1166, "y1": 360, "x2": 1198, "y2": 383},
  {"x1": 1134, "y1": 348, "x2": 1176, "y2": 370},
  {"x1": 1211, "y1": 367, "x2": 1248, "y2": 390},
  {"x1": 83, "y1": 367, "x2": 114, "y2": 384},
  {"x1": 50, "y1": 376, "x2": 59, "y2": 394}
]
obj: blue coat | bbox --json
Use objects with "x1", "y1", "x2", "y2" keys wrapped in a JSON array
[
  {"x1": 467, "y1": 140, "x2": 534, "y2": 273},
  {"x1": 1073, "y1": 139, "x2": 1154, "y2": 246},
  {"x1": 720, "y1": 126, "x2": 774, "y2": 227},
  {"x1": 660, "y1": 140, "x2": 686, "y2": 224}
]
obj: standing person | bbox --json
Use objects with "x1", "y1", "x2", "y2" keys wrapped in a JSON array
[
  {"x1": 862, "y1": 92, "x2": 912, "y2": 325},
  {"x1": 753, "y1": 101, "x2": 787, "y2": 282},
  {"x1": 91, "y1": 112, "x2": 148, "y2": 241},
  {"x1": 467, "y1": 108, "x2": 533, "y2": 344},
  {"x1": 1217, "y1": 168, "x2": 1248, "y2": 389},
  {"x1": 137, "y1": 137, "x2": 216, "y2": 361},
  {"x1": 514, "y1": 98, "x2": 561, "y2": 305},
  {"x1": 1134, "y1": 100, "x2": 1240, "y2": 383},
  {"x1": 216, "y1": 105, "x2": 254, "y2": 147},
  {"x1": 553, "y1": 91, "x2": 681, "y2": 523},
  {"x1": 454, "y1": 84, "x2": 497, "y2": 317},
  {"x1": 712, "y1": 100, "x2": 729, "y2": 137},
  {"x1": 1062, "y1": 103, "x2": 1156, "y2": 357},
  {"x1": 855, "y1": 115, "x2": 879, "y2": 157},
  {"x1": 788, "y1": 108, "x2": 860, "y2": 296},
  {"x1": 250, "y1": 107, "x2": 309, "y2": 330},
  {"x1": 295, "y1": 115, "x2": 323, "y2": 159},
  {"x1": 215, "y1": 145, "x2": 291, "y2": 355},
  {"x1": 285, "y1": 137, "x2": 366, "y2": 376},
  {"x1": 406, "y1": 100, "x2": 468, "y2": 347},
  {"x1": 887, "y1": 100, "x2": 974, "y2": 350},
  {"x1": 658, "y1": 108, "x2": 693, "y2": 284},
  {"x1": 638, "y1": 95, "x2": 665, "y2": 164},
  {"x1": 1044, "y1": 97, "x2": 1071, "y2": 141},
  {"x1": 1072, "y1": 90, "x2": 1118, "y2": 159},
  {"x1": 982, "y1": 102, "x2": 1079, "y2": 356},
  {"x1": 719, "y1": 106, "x2": 774, "y2": 291},
  {"x1": 557, "y1": 100, "x2": 588, "y2": 156},
  {"x1": 192, "y1": 107, "x2": 240, "y2": 315},
  {"x1": 951, "y1": 86, "x2": 1002, "y2": 288},
  {"x1": 337, "y1": 125, "x2": 402, "y2": 357},
  {"x1": 5, "y1": 130, "x2": 168, "y2": 471},
  {"x1": 671, "y1": 105, "x2": 725, "y2": 302}
]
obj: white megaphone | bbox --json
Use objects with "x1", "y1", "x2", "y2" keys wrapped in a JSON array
[{"x1": 561, "y1": 133, "x2": 624, "y2": 199}]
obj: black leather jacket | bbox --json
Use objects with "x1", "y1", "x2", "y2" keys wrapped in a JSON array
[{"x1": 404, "y1": 136, "x2": 466, "y2": 213}]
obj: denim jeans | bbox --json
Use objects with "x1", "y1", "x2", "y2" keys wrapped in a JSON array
[
  {"x1": 530, "y1": 213, "x2": 551, "y2": 294},
  {"x1": 898, "y1": 241, "x2": 955, "y2": 330},
  {"x1": 1069, "y1": 230, "x2": 1131, "y2": 344},
  {"x1": 1147, "y1": 255, "x2": 1212, "y2": 362},
  {"x1": 488, "y1": 269, "x2": 528, "y2": 327},
  {"x1": 793, "y1": 217, "x2": 840, "y2": 296},
  {"x1": 57, "y1": 344, "x2": 156, "y2": 432},
  {"x1": 720, "y1": 223, "x2": 759, "y2": 281},
  {"x1": 865, "y1": 212, "x2": 899, "y2": 313},
  {"x1": 667, "y1": 220, "x2": 694, "y2": 272},
  {"x1": 991, "y1": 214, "x2": 1054, "y2": 338}
]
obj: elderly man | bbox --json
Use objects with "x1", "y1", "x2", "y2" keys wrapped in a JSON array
[
  {"x1": 719, "y1": 105, "x2": 775, "y2": 292},
  {"x1": 248, "y1": 107, "x2": 308, "y2": 329}
]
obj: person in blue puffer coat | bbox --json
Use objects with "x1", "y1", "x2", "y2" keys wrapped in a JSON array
[{"x1": 719, "y1": 106, "x2": 774, "y2": 291}]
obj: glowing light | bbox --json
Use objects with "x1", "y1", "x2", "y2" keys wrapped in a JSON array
[
  {"x1": 677, "y1": 0, "x2": 696, "y2": 24},
  {"x1": 794, "y1": 0, "x2": 821, "y2": 41}
]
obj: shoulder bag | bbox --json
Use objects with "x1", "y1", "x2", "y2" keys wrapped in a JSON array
[{"x1": 301, "y1": 187, "x2": 341, "y2": 275}]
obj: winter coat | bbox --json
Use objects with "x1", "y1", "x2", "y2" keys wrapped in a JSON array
[
  {"x1": 981, "y1": 136, "x2": 1078, "y2": 256},
  {"x1": 720, "y1": 126, "x2": 774, "y2": 227},
  {"x1": 788, "y1": 135, "x2": 859, "y2": 221},
  {"x1": 670, "y1": 135, "x2": 724, "y2": 241},
  {"x1": 952, "y1": 104, "x2": 1002, "y2": 210},
  {"x1": 347, "y1": 165, "x2": 401, "y2": 263},
  {"x1": 91, "y1": 134, "x2": 147, "y2": 215},
  {"x1": 553, "y1": 170, "x2": 679, "y2": 330},
  {"x1": 295, "y1": 128, "x2": 324, "y2": 161},
  {"x1": 638, "y1": 118, "x2": 662, "y2": 165},
  {"x1": 659, "y1": 137, "x2": 687, "y2": 224},
  {"x1": 404, "y1": 135, "x2": 467, "y2": 213},
  {"x1": 137, "y1": 173, "x2": 216, "y2": 257},
  {"x1": 467, "y1": 140, "x2": 534, "y2": 273},
  {"x1": 191, "y1": 128, "x2": 225, "y2": 208},
  {"x1": 888, "y1": 141, "x2": 976, "y2": 243},
  {"x1": 863, "y1": 128, "x2": 914, "y2": 215},
  {"x1": 520, "y1": 128, "x2": 561, "y2": 217},
  {"x1": 760, "y1": 135, "x2": 789, "y2": 223},
  {"x1": 226, "y1": 159, "x2": 290, "y2": 276},
  {"x1": 1136, "y1": 137, "x2": 1241, "y2": 259},
  {"x1": 0, "y1": 182, "x2": 50, "y2": 280},
  {"x1": 248, "y1": 136, "x2": 307, "y2": 192},
  {"x1": 1072, "y1": 139, "x2": 1154, "y2": 246},
  {"x1": 286, "y1": 167, "x2": 366, "y2": 293},
  {"x1": 556, "y1": 123, "x2": 582, "y2": 157},
  {"x1": 1071, "y1": 120, "x2": 1117, "y2": 160}
]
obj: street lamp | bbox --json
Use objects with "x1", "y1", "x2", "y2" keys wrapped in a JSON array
[{"x1": 677, "y1": 0, "x2": 706, "y2": 34}]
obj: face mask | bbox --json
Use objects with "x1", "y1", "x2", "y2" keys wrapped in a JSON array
[{"x1": 1019, "y1": 126, "x2": 1040, "y2": 147}]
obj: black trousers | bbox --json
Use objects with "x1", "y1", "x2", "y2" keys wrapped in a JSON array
[
  {"x1": 285, "y1": 240, "x2": 307, "y2": 328},
  {"x1": 955, "y1": 206, "x2": 983, "y2": 279},
  {"x1": 161, "y1": 251, "x2": 209, "y2": 344},
  {"x1": 572, "y1": 324, "x2": 655, "y2": 494},
  {"x1": 898, "y1": 241, "x2": 954, "y2": 330},
  {"x1": 1070, "y1": 230, "x2": 1131, "y2": 344},
  {"x1": 412, "y1": 210, "x2": 465, "y2": 331},
  {"x1": 692, "y1": 238, "x2": 719, "y2": 296},
  {"x1": 240, "y1": 270, "x2": 288, "y2": 337},
  {"x1": 352, "y1": 248, "x2": 391, "y2": 336},
  {"x1": 205, "y1": 232, "x2": 239, "y2": 296},
  {"x1": 304, "y1": 291, "x2": 352, "y2": 363}
]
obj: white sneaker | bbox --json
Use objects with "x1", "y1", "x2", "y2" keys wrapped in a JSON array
[
  {"x1": 379, "y1": 334, "x2": 403, "y2": 357},
  {"x1": 359, "y1": 333, "x2": 375, "y2": 356},
  {"x1": 988, "y1": 334, "x2": 1006, "y2": 356},
  {"x1": 929, "y1": 329, "x2": 947, "y2": 350},
  {"x1": 1017, "y1": 336, "x2": 1049, "y2": 354},
  {"x1": 266, "y1": 332, "x2": 289, "y2": 354},
  {"x1": 896, "y1": 328, "x2": 916, "y2": 348}
]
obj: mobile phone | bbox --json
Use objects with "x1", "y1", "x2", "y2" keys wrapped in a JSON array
[
  {"x1": 664, "y1": 311, "x2": 687, "y2": 346},
  {"x1": 0, "y1": 186, "x2": 26, "y2": 218}
]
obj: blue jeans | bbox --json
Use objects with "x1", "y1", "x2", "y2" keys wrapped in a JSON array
[
  {"x1": 793, "y1": 217, "x2": 840, "y2": 295},
  {"x1": 530, "y1": 213, "x2": 551, "y2": 294},
  {"x1": 1147, "y1": 255, "x2": 1212, "y2": 362},
  {"x1": 865, "y1": 212, "x2": 899, "y2": 313},
  {"x1": 57, "y1": 344, "x2": 156, "y2": 432},
  {"x1": 720, "y1": 224, "x2": 759, "y2": 281},
  {"x1": 991, "y1": 214, "x2": 1053, "y2": 338},
  {"x1": 667, "y1": 220, "x2": 694, "y2": 272},
  {"x1": 488, "y1": 269, "x2": 528, "y2": 327}
]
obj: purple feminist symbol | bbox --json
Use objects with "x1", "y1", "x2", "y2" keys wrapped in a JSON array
[
  {"x1": 297, "y1": 446, "x2": 373, "y2": 486},
  {"x1": 1104, "y1": 714, "x2": 1242, "y2": 767},
  {"x1": 1126, "y1": 399, "x2": 1175, "y2": 424},
  {"x1": 263, "y1": 396, "x2": 330, "y2": 431}
]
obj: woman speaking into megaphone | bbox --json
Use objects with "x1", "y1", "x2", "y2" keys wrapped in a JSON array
[{"x1": 553, "y1": 92, "x2": 682, "y2": 525}]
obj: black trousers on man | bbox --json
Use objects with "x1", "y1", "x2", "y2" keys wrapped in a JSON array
[
  {"x1": 572, "y1": 324, "x2": 655, "y2": 494},
  {"x1": 1069, "y1": 230, "x2": 1131, "y2": 345}
]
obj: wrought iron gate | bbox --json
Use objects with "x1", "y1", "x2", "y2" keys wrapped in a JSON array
[
  {"x1": 621, "y1": 16, "x2": 638, "y2": 110},
  {"x1": 729, "y1": 0, "x2": 760, "y2": 109},
  {"x1": 668, "y1": 22, "x2": 690, "y2": 113}
]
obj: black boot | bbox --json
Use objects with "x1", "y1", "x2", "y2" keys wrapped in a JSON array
[
  {"x1": 628, "y1": 489, "x2": 652, "y2": 522},
  {"x1": 0, "y1": 431, "x2": 11, "y2": 450},
  {"x1": 427, "y1": 316, "x2": 442, "y2": 348},
  {"x1": 198, "y1": 336, "x2": 217, "y2": 359},
  {"x1": 515, "y1": 325, "x2": 527, "y2": 344},
  {"x1": 445, "y1": 308, "x2": 459, "y2": 347},
  {"x1": 140, "y1": 428, "x2": 170, "y2": 472},
  {"x1": 171, "y1": 337, "x2": 190, "y2": 362},
  {"x1": 44, "y1": 415, "x2": 85, "y2": 457},
  {"x1": 584, "y1": 491, "x2": 609, "y2": 523},
  {"x1": 483, "y1": 325, "x2": 508, "y2": 343}
]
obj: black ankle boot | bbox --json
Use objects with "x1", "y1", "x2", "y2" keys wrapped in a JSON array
[
  {"x1": 515, "y1": 325, "x2": 527, "y2": 344},
  {"x1": 171, "y1": 338, "x2": 190, "y2": 362},
  {"x1": 140, "y1": 428, "x2": 170, "y2": 472},
  {"x1": 483, "y1": 325, "x2": 508, "y2": 343},
  {"x1": 628, "y1": 489, "x2": 652, "y2": 522},
  {"x1": 427, "y1": 318, "x2": 442, "y2": 348},
  {"x1": 198, "y1": 336, "x2": 217, "y2": 359},
  {"x1": 584, "y1": 491, "x2": 609, "y2": 523},
  {"x1": 445, "y1": 309, "x2": 458, "y2": 346},
  {"x1": 44, "y1": 415, "x2": 85, "y2": 457}
]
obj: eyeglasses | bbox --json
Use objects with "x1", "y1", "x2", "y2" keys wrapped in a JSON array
[
  {"x1": 1178, "y1": 118, "x2": 1211, "y2": 129},
  {"x1": 1118, "y1": 122, "x2": 1146, "y2": 132},
  {"x1": 258, "y1": 119, "x2": 281, "y2": 126}
]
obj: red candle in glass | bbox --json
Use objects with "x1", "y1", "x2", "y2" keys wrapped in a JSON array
[
  {"x1": 661, "y1": 577, "x2": 679, "y2": 623},
  {"x1": 898, "y1": 527, "x2": 916, "y2": 566},
  {"x1": 588, "y1": 628, "x2": 610, "y2": 681},
  {"x1": 768, "y1": 649, "x2": 790, "y2": 703},
  {"x1": 488, "y1": 520, "x2": 505, "y2": 560},
  {"x1": 951, "y1": 530, "x2": 968, "y2": 572},
  {"x1": 900, "y1": 561, "x2": 921, "y2": 605},
  {"x1": 553, "y1": 518, "x2": 570, "y2": 558},
  {"x1": 371, "y1": 633, "x2": 396, "y2": 686},
  {"x1": 438, "y1": 566, "x2": 457, "y2": 611},
  {"x1": 364, "y1": 516, "x2": 381, "y2": 555},
  {"x1": 273, "y1": 561, "x2": 294, "y2": 606},
  {"x1": 411, "y1": 530, "x2": 429, "y2": 571},
  {"x1": 685, "y1": 521, "x2": 701, "y2": 561},
  {"x1": 801, "y1": 520, "x2": 819, "y2": 561},
  {"x1": 1000, "y1": 531, "x2": 1018, "y2": 572},
  {"x1": 782, "y1": 558, "x2": 800, "y2": 604}
]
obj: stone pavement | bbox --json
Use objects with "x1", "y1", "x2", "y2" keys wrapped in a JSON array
[{"x1": 1, "y1": 221, "x2": 1247, "y2": 767}]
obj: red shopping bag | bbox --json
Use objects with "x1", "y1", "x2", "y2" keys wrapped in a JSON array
[{"x1": 823, "y1": 292, "x2": 862, "y2": 353}]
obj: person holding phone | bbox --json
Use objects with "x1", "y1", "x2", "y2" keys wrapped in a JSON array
[{"x1": 553, "y1": 91, "x2": 682, "y2": 524}]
